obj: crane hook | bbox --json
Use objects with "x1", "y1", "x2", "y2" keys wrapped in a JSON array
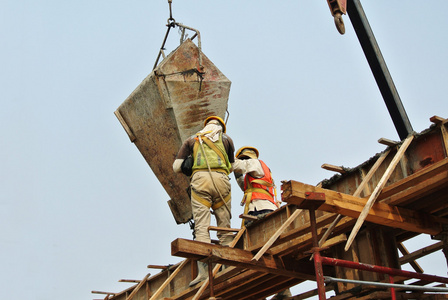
[
  {"x1": 327, "y1": 0, "x2": 347, "y2": 35},
  {"x1": 334, "y1": 12, "x2": 345, "y2": 35}
]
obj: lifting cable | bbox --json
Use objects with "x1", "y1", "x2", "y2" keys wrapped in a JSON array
[{"x1": 152, "y1": 0, "x2": 203, "y2": 73}]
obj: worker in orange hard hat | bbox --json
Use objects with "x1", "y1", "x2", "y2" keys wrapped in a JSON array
[
  {"x1": 173, "y1": 115, "x2": 235, "y2": 287},
  {"x1": 234, "y1": 146, "x2": 279, "y2": 226}
]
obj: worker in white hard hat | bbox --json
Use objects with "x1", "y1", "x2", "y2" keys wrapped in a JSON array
[
  {"x1": 233, "y1": 146, "x2": 279, "y2": 224},
  {"x1": 173, "y1": 115, "x2": 235, "y2": 287}
]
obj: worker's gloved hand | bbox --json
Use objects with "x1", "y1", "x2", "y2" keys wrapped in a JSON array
[{"x1": 173, "y1": 159, "x2": 183, "y2": 173}]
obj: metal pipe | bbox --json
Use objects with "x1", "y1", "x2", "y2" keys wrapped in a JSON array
[
  {"x1": 324, "y1": 276, "x2": 448, "y2": 293},
  {"x1": 321, "y1": 256, "x2": 448, "y2": 284},
  {"x1": 346, "y1": 0, "x2": 413, "y2": 140},
  {"x1": 309, "y1": 206, "x2": 327, "y2": 300},
  {"x1": 389, "y1": 275, "x2": 396, "y2": 300}
]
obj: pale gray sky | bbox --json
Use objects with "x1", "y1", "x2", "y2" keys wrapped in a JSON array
[{"x1": 1, "y1": 1, "x2": 448, "y2": 299}]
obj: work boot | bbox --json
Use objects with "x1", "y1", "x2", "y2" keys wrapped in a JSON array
[{"x1": 189, "y1": 261, "x2": 208, "y2": 287}]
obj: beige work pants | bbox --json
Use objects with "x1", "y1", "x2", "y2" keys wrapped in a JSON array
[{"x1": 190, "y1": 171, "x2": 233, "y2": 246}]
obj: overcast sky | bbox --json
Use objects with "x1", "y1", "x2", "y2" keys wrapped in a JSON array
[{"x1": 1, "y1": 1, "x2": 448, "y2": 299}]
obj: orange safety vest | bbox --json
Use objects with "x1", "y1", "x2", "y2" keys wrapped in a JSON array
[{"x1": 242, "y1": 160, "x2": 276, "y2": 209}]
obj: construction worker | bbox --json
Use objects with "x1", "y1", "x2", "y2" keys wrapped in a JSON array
[
  {"x1": 234, "y1": 147, "x2": 291, "y2": 298},
  {"x1": 173, "y1": 116, "x2": 235, "y2": 287},
  {"x1": 233, "y1": 146, "x2": 279, "y2": 224},
  {"x1": 233, "y1": 146, "x2": 292, "y2": 300}
]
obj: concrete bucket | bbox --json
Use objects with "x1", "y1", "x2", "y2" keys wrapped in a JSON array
[{"x1": 115, "y1": 39, "x2": 231, "y2": 224}]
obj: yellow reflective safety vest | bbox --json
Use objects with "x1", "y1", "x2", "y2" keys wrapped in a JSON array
[{"x1": 192, "y1": 134, "x2": 231, "y2": 175}]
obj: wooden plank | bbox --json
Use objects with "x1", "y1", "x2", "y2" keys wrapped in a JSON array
[
  {"x1": 274, "y1": 225, "x2": 325, "y2": 260},
  {"x1": 380, "y1": 170, "x2": 448, "y2": 206},
  {"x1": 321, "y1": 163, "x2": 346, "y2": 174},
  {"x1": 91, "y1": 291, "x2": 116, "y2": 295},
  {"x1": 318, "y1": 149, "x2": 391, "y2": 248},
  {"x1": 378, "y1": 158, "x2": 448, "y2": 203},
  {"x1": 191, "y1": 227, "x2": 246, "y2": 300},
  {"x1": 149, "y1": 260, "x2": 189, "y2": 300},
  {"x1": 213, "y1": 271, "x2": 272, "y2": 299},
  {"x1": 289, "y1": 284, "x2": 334, "y2": 300},
  {"x1": 239, "y1": 214, "x2": 258, "y2": 221},
  {"x1": 252, "y1": 209, "x2": 304, "y2": 261},
  {"x1": 430, "y1": 115, "x2": 446, "y2": 125},
  {"x1": 246, "y1": 211, "x2": 337, "y2": 252},
  {"x1": 399, "y1": 241, "x2": 443, "y2": 265},
  {"x1": 354, "y1": 291, "x2": 392, "y2": 299},
  {"x1": 126, "y1": 273, "x2": 151, "y2": 300},
  {"x1": 271, "y1": 215, "x2": 355, "y2": 258},
  {"x1": 318, "y1": 214, "x2": 343, "y2": 248},
  {"x1": 147, "y1": 265, "x2": 169, "y2": 270},
  {"x1": 441, "y1": 123, "x2": 448, "y2": 157},
  {"x1": 308, "y1": 233, "x2": 347, "y2": 261},
  {"x1": 229, "y1": 276, "x2": 299, "y2": 300},
  {"x1": 398, "y1": 243, "x2": 424, "y2": 273},
  {"x1": 345, "y1": 135, "x2": 414, "y2": 250},
  {"x1": 168, "y1": 267, "x2": 248, "y2": 300},
  {"x1": 208, "y1": 226, "x2": 240, "y2": 232},
  {"x1": 378, "y1": 137, "x2": 399, "y2": 147},
  {"x1": 430, "y1": 115, "x2": 448, "y2": 157},
  {"x1": 359, "y1": 169, "x2": 371, "y2": 196},
  {"x1": 322, "y1": 234, "x2": 347, "y2": 248},
  {"x1": 282, "y1": 180, "x2": 444, "y2": 236},
  {"x1": 355, "y1": 149, "x2": 391, "y2": 197},
  {"x1": 171, "y1": 238, "x2": 315, "y2": 280},
  {"x1": 217, "y1": 273, "x2": 279, "y2": 299}
]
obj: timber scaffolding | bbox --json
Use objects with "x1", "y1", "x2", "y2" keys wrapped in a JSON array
[{"x1": 93, "y1": 115, "x2": 448, "y2": 300}]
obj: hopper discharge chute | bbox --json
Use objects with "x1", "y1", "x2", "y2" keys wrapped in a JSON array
[{"x1": 115, "y1": 36, "x2": 231, "y2": 224}]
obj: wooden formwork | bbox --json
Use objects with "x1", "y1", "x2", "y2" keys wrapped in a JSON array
[{"x1": 95, "y1": 116, "x2": 448, "y2": 300}]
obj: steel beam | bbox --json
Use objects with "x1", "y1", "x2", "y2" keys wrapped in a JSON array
[{"x1": 347, "y1": 0, "x2": 413, "y2": 140}]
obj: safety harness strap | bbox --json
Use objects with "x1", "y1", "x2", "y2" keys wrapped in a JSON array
[
  {"x1": 250, "y1": 179, "x2": 274, "y2": 187},
  {"x1": 191, "y1": 188, "x2": 231, "y2": 210},
  {"x1": 201, "y1": 136, "x2": 227, "y2": 164},
  {"x1": 245, "y1": 187, "x2": 273, "y2": 196},
  {"x1": 191, "y1": 168, "x2": 228, "y2": 176}
]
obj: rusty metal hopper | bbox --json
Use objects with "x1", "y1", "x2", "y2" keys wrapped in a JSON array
[{"x1": 115, "y1": 39, "x2": 231, "y2": 224}]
